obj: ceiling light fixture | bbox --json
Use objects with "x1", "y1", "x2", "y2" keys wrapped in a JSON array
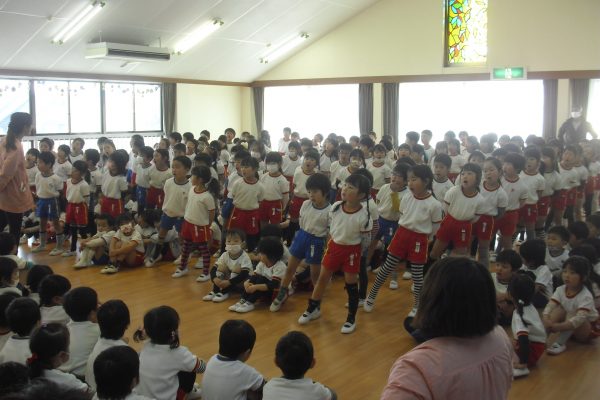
[
  {"x1": 260, "y1": 33, "x2": 309, "y2": 64},
  {"x1": 52, "y1": 1, "x2": 105, "y2": 44},
  {"x1": 174, "y1": 19, "x2": 224, "y2": 54}
]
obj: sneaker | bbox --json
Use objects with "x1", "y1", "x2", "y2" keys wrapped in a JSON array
[
  {"x1": 31, "y1": 245, "x2": 46, "y2": 253},
  {"x1": 32, "y1": 238, "x2": 40, "y2": 246},
  {"x1": 402, "y1": 271, "x2": 412, "y2": 280},
  {"x1": 172, "y1": 268, "x2": 189, "y2": 278},
  {"x1": 513, "y1": 367, "x2": 530, "y2": 378},
  {"x1": 144, "y1": 255, "x2": 161, "y2": 267},
  {"x1": 202, "y1": 292, "x2": 215, "y2": 301},
  {"x1": 100, "y1": 265, "x2": 119, "y2": 274},
  {"x1": 188, "y1": 383, "x2": 202, "y2": 400},
  {"x1": 196, "y1": 273, "x2": 210, "y2": 282},
  {"x1": 363, "y1": 299, "x2": 375, "y2": 313},
  {"x1": 49, "y1": 248, "x2": 64, "y2": 256},
  {"x1": 389, "y1": 280, "x2": 398, "y2": 290},
  {"x1": 19, "y1": 235, "x2": 27, "y2": 245},
  {"x1": 61, "y1": 251, "x2": 76, "y2": 257},
  {"x1": 410, "y1": 283, "x2": 414, "y2": 293},
  {"x1": 547, "y1": 342, "x2": 567, "y2": 355},
  {"x1": 73, "y1": 260, "x2": 90, "y2": 269},
  {"x1": 194, "y1": 259, "x2": 204, "y2": 269},
  {"x1": 341, "y1": 321, "x2": 356, "y2": 334},
  {"x1": 407, "y1": 307, "x2": 417, "y2": 318},
  {"x1": 270, "y1": 293, "x2": 288, "y2": 312},
  {"x1": 371, "y1": 267, "x2": 380, "y2": 274},
  {"x1": 298, "y1": 308, "x2": 321, "y2": 325},
  {"x1": 173, "y1": 255, "x2": 181, "y2": 265},
  {"x1": 235, "y1": 301, "x2": 255, "y2": 313},
  {"x1": 229, "y1": 300, "x2": 245, "y2": 312},
  {"x1": 212, "y1": 292, "x2": 229, "y2": 303}
]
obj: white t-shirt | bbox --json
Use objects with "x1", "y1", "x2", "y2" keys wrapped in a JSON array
[
  {"x1": 41, "y1": 305, "x2": 71, "y2": 325},
  {"x1": 0, "y1": 336, "x2": 30, "y2": 364},
  {"x1": 278, "y1": 138, "x2": 292, "y2": 154},
  {"x1": 546, "y1": 248, "x2": 569, "y2": 276},
  {"x1": 511, "y1": 304, "x2": 547, "y2": 344},
  {"x1": 542, "y1": 171, "x2": 563, "y2": 197},
  {"x1": 184, "y1": 187, "x2": 216, "y2": 227},
  {"x1": 293, "y1": 167, "x2": 316, "y2": 198},
  {"x1": 43, "y1": 368, "x2": 89, "y2": 391},
  {"x1": 367, "y1": 162, "x2": 391, "y2": 190},
  {"x1": 162, "y1": 178, "x2": 191, "y2": 218},
  {"x1": 519, "y1": 171, "x2": 545, "y2": 204},
  {"x1": 329, "y1": 161, "x2": 348, "y2": 189},
  {"x1": 574, "y1": 164, "x2": 589, "y2": 184},
  {"x1": 70, "y1": 153, "x2": 84, "y2": 163},
  {"x1": 299, "y1": 200, "x2": 331, "y2": 237},
  {"x1": 328, "y1": 201, "x2": 372, "y2": 245},
  {"x1": 59, "y1": 321, "x2": 100, "y2": 376},
  {"x1": 332, "y1": 166, "x2": 352, "y2": 191},
  {"x1": 89, "y1": 168, "x2": 103, "y2": 191},
  {"x1": 201, "y1": 354, "x2": 264, "y2": 400},
  {"x1": 53, "y1": 159, "x2": 72, "y2": 182},
  {"x1": 263, "y1": 377, "x2": 333, "y2": 400},
  {"x1": 148, "y1": 165, "x2": 172, "y2": 189},
  {"x1": 282, "y1": 156, "x2": 302, "y2": 178},
  {"x1": 26, "y1": 165, "x2": 38, "y2": 186},
  {"x1": 66, "y1": 179, "x2": 90, "y2": 204},
  {"x1": 135, "y1": 163, "x2": 152, "y2": 189},
  {"x1": 558, "y1": 164, "x2": 580, "y2": 190},
  {"x1": 397, "y1": 192, "x2": 443, "y2": 235},
  {"x1": 254, "y1": 260, "x2": 287, "y2": 281},
  {"x1": 491, "y1": 272, "x2": 509, "y2": 294},
  {"x1": 432, "y1": 178, "x2": 454, "y2": 204},
  {"x1": 231, "y1": 179, "x2": 263, "y2": 210},
  {"x1": 137, "y1": 343, "x2": 202, "y2": 400},
  {"x1": 319, "y1": 153, "x2": 335, "y2": 174},
  {"x1": 113, "y1": 230, "x2": 144, "y2": 253},
  {"x1": 520, "y1": 265, "x2": 553, "y2": 299},
  {"x1": 101, "y1": 172, "x2": 127, "y2": 199},
  {"x1": 215, "y1": 251, "x2": 253, "y2": 275},
  {"x1": 501, "y1": 176, "x2": 528, "y2": 211},
  {"x1": 35, "y1": 172, "x2": 63, "y2": 199},
  {"x1": 449, "y1": 154, "x2": 465, "y2": 174},
  {"x1": 545, "y1": 285, "x2": 599, "y2": 327},
  {"x1": 376, "y1": 185, "x2": 407, "y2": 221},
  {"x1": 443, "y1": 186, "x2": 485, "y2": 221},
  {"x1": 478, "y1": 182, "x2": 508, "y2": 216},
  {"x1": 85, "y1": 338, "x2": 128, "y2": 390},
  {"x1": 0, "y1": 332, "x2": 11, "y2": 353},
  {"x1": 260, "y1": 173, "x2": 289, "y2": 201}
]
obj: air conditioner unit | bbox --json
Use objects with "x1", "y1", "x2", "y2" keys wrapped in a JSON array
[{"x1": 85, "y1": 42, "x2": 171, "y2": 62}]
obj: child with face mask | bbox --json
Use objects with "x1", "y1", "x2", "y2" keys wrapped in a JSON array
[{"x1": 259, "y1": 152, "x2": 290, "y2": 227}]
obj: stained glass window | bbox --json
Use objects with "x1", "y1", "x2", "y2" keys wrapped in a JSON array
[{"x1": 445, "y1": 0, "x2": 488, "y2": 65}]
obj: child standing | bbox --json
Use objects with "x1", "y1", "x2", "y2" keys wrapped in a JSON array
[
  {"x1": 54, "y1": 144, "x2": 72, "y2": 211},
  {"x1": 556, "y1": 145, "x2": 580, "y2": 226},
  {"x1": 147, "y1": 149, "x2": 172, "y2": 210},
  {"x1": 319, "y1": 138, "x2": 338, "y2": 179},
  {"x1": 70, "y1": 138, "x2": 85, "y2": 163},
  {"x1": 518, "y1": 148, "x2": 545, "y2": 240},
  {"x1": 329, "y1": 143, "x2": 351, "y2": 202},
  {"x1": 431, "y1": 154, "x2": 454, "y2": 204},
  {"x1": 62, "y1": 161, "x2": 90, "y2": 258},
  {"x1": 135, "y1": 146, "x2": 154, "y2": 215},
  {"x1": 299, "y1": 174, "x2": 373, "y2": 334},
  {"x1": 447, "y1": 138, "x2": 465, "y2": 183},
  {"x1": 84, "y1": 148, "x2": 101, "y2": 233},
  {"x1": 288, "y1": 149, "x2": 320, "y2": 239},
  {"x1": 100, "y1": 151, "x2": 128, "y2": 219},
  {"x1": 519, "y1": 239, "x2": 553, "y2": 308},
  {"x1": 103, "y1": 214, "x2": 144, "y2": 274},
  {"x1": 260, "y1": 152, "x2": 290, "y2": 226},
  {"x1": 495, "y1": 153, "x2": 528, "y2": 252},
  {"x1": 538, "y1": 147, "x2": 561, "y2": 238},
  {"x1": 25, "y1": 148, "x2": 39, "y2": 197},
  {"x1": 367, "y1": 144, "x2": 391, "y2": 197}
]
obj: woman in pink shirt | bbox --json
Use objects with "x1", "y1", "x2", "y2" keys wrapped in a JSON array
[
  {"x1": 0, "y1": 112, "x2": 34, "y2": 249},
  {"x1": 381, "y1": 257, "x2": 513, "y2": 400}
]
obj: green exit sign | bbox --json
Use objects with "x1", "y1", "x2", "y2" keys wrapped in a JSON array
[{"x1": 491, "y1": 67, "x2": 527, "y2": 80}]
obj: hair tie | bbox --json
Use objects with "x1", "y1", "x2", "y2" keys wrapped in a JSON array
[
  {"x1": 518, "y1": 299, "x2": 525, "y2": 305},
  {"x1": 26, "y1": 353, "x2": 38, "y2": 365}
]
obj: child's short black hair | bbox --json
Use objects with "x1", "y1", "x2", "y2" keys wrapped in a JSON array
[
  {"x1": 257, "y1": 237, "x2": 284, "y2": 264},
  {"x1": 39, "y1": 275, "x2": 71, "y2": 306},
  {"x1": 173, "y1": 142, "x2": 186, "y2": 153},
  {"x1": 95, "y1": 213, "x2": 114, "y2": 228},
  {"x1": 116, "y1": 213, "x2": 133, "y2": 227},
  {"x1": 0, "y1": 361, "x2": 29, "y2": 397},
  {"x1": 57, "y1": 144, "x2": 70, "y2": 157},
  {"x1": 359, "y1": 136, "x2": 375, "y2": 149},
  {"x1": 0, "y1": 232, "x2": 15, "y2": 255},
  {"x1": 94, "y1": 346, "x2": 140, "y2": 400},
  {"x1": 265, "y1": 151, "x2": 283, "y2": 165},
  {"x1": 569, "y1": 221, "x2": 590, "y2": 241},
  {"x1": 172, "y1": 155, "x2": 192, "y2": 170},
  {"x1": 524, "y1": 146, "x2": 541, "y2": 162},
  {"x1": 519, "y1": 239, "x2": 546, "y2": 267},
  {"x1": 0, "y1": 258, "x2": 18, "y2": 285},
  {"x1": 26, "y1": 265, "x2": 53, "y2": 293},
  {"x1": 183, "y1": 132, "x2": 195, "y2": 142},
  {"x1": 139, "y1": 146, "x2": 155, "y2": 160},
  {"x1": 503, "y1": 152, "x2": 526, "y2": 172},
  {"x1": 26, "y1": 148, "x2": 40, "y2": 158},
  {"x1": 433, "y1": 153, "x2": 452, "y2": 169},
  {"x1": 63, "y1": 287, "x2": 98, "y2": 322},
  {"x1": 495, "y1": 249, "x2": 522, "y2": 271},
  {"x1": 0, "y1": 293, "x2": 19, "y2": 328},
  {"x1": 84, "y1": 148, "x2": 100, "y2": 165},
  {"x1": 548, "y1": 225, "x2": 570, "y2": 242},
  {"x1": 98, "y1": 300, "x2": 130, "y2": 340},
  {"x1": 168, "y1": 132, "x2": 182, "y2": 143},
  {"x1": 569, "y1": 244, "x2": 598, "y2": 265},
  {"x1": 405, "y1": 131, "x2": 420, "y2": 143},
  {"x1": 38, "y1": 151, "x2": 55, "y2": 167},
  {"x1": 398, "y1": 143, "x2": 411, "y2": 151},
  {"x1": 275, "y1": 331, "x2": 314, "y2": 379},
  {"x1": 226, "y1": 229, "x2": 246, "y2": 243},
  {"x1": 6, "y1": 297, "x2": 40, "y2": 336},
  {"x1": 300, "y1": 138, "x2": 313, "y2": 149},
  {"x1": 305, "y1": 173, "x2": 330, "y2": 196},
  {"x1": 338, "y1": 142, "x2": 352, "y2": 153},
  {"x1": 218, "y1": 320, "x2": 256, "y2": 359}
]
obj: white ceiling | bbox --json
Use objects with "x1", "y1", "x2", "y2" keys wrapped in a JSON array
[{"x1": 0, "y1": 0, "x2": 379, "y2": 83}]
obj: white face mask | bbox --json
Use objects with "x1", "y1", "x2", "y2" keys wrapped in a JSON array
[
  {"x1": 350, "y1": 160, "x2": 362, "y2": 168},
  {"x1": 225, "y1": 244, "x2": 242, "y2": 253},
  {"x1": 571, "y1": 111, "x2": 582, "y2": 119},
  {"x1": 288, "y1": 151, "x2": 297, "y2": 158},
  {"x1": 266, "y1": 163, "x2": 279, "y2": 173},
  {"x1": 251, "y1": 151, "x2": 261, "y2": 159}
]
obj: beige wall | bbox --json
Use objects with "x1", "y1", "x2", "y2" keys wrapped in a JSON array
[{"x1": 259, "y1": 0, "x2": 600, "y2": 81}]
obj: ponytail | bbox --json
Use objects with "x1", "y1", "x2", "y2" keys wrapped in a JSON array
[
  {"x1": 207, "y1": 177, "x2": 220, "y2": 198},
  {"x1": 5, "y1": 112, "x2": 32, "y2": 151},
  {"x1": 28, "y1": 323, "x2": 69, "y2": 379}
]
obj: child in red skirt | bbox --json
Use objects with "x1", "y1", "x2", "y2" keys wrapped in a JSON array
[
  {"x1": 147, "y1": 148, "x2": 172, "y2": 210},
  {"x1": 259, "y1": 152, "x2": 289, "y2": 227},
  {"x1": 287, "y1": 149, "x2": 319, "y2": 242},
  {"x1": 538, "y1": 147, "x2": 560, "y2": 238},
  {"x1": 495, "y1": 153, "x2": 528, "y2": 252},
  {"x1": 100, "y1": 151, "x2": 128, "y2": 219},
  {"x1": 62, "y1": 160, "x2": 90, "y2": 258},
  {"x1": 518, "y1": 147, "x2": 545, "y2": 240}
]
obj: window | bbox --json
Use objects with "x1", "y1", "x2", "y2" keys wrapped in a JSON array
[
  {"x1": 445, "y1": 0, "x2": 488, "y2": 65},
  {"x1": 34, "y1": 81, "x2": 69, "y2": 133},
  {"x1": 588, "y1": 79, "x2": 600, "y2": 135},
  {"x1": 105, "y1": 83, "x2": 134, "y2": 132},
  {"x1": 264, "y1": 84, "x2": 359, "y2": 146},
  {"x1": 69, "y1": 81, "x2": 101, "y2": 133},
  {"x1": 0, "y1": 79, "x2": 30, "y2": 135},
  {"x1": 134, "y1": 84, "x2": 162, "y2": 131},
  {"x1": 398, "y1": 80, "x2": 544, "y2": 144}
]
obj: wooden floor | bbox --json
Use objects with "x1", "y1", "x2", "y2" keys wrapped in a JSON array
[{"x1": 18, "y1": 243, "x2": 600, "y2": 400}]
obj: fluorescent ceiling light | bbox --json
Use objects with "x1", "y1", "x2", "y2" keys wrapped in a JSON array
[
  {"x1": 260, "y1": 33, "x2": 309, "y2": 64},
  {"x1": 174, "y1": 19, "x2": 224, "y2": 54},
  {"x1": 52, "y1": 1, "x2": 105, "y2": 44}
]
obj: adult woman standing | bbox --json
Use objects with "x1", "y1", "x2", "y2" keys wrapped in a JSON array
[
  {"x1": 0, "y1": 112, "x2": 34, "y2": 250},
  {"x1": 381, "y1": 257, "x2": 513, "y2": 400}
]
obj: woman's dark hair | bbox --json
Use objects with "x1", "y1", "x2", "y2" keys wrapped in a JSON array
[
  {"x1": 218, "y1": 320, "x2": 256, "y2": 359},
  {"x1": 413, "y1": 257, "x2": 497, "y2": 338},
  {"x1": 84, "y1": 148, "x2": 100, "y2": 165},
  {"x1": 191, "y1": 165, "x2": 220, "y2": 198},
  {"x1": 508, "y1": 273, "x2": 536, "y2": 327},
  {"x1": 57, "y1": 144, "x2": 70, "y2": 158},
  {"x1": 108, "y1": 151, "x2": 128, "y2": 176},
  {"x1": 94, "y1": 346, "x2": 139, "y2": 399},
  {"x1": 26, "y1": 265, "x2": 53, "y2": 294},
  {"x1": 0, "y1": 257, "x2": 18, "y2": 286},
  {"x1": 154, "y1": 148, "x2": 170, "y2": 167},
  {"x1": 409, "y1": 164, "x2": 434, "y2": 192},
  {"x1": 98, "y1": 300, "x2": 130, "y2": 340},
  {"x1": 136, "y1": 306, "x2": 180, "y2": 349},
  {"x1": 28, "y1": 323, "x2": 69, "y2": 379},
  {"x1": 460, "y1": 162, "x2": 482, "y2": 189},
  {"x1": 5, "y1": 112, "x2": 32, "y2": 151},
  {"x1": 275, "y1": 331, "x2": 314, "y2": 380}
]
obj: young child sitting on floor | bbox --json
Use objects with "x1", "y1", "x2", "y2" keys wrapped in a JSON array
[
  {"x1": 0, "y1": 298, "x2": 40, "y2": 364},
  {"x1": 73, "y1": 214, "x2": 115, "y2": 268},
  {"x1": 103, "y1": 213, "x2": 145, "y2": 274},
  {"x1": 39, "y1": 275, "x2": 71, "y2": 325}
]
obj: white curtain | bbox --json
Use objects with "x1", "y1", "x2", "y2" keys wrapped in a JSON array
[{"x1": 587, "y1": 79, "x2": 600, "y2": 134}]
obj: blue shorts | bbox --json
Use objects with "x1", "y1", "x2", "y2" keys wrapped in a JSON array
[
  {"x1": 221, "y1": 198, "x2": 234, "y2": 220},
  {"x1": 126, "y1": 169, "x2": 133, "y2": 184},
  {"x1": 375, "y1": 217, "x2": 398, "y2": 245},
  {"x1": 36, "y1": 198, "x2": 59, "y2": 220},
  {"x1": 136, "y1": 186, "x2": 147, "y2": 207},
  {"x1": 160, "y1": 214, "x2": 183, "y2": 232},
  {"x1": 289, "y1": 229, "x2": 325, "y2": 265}
]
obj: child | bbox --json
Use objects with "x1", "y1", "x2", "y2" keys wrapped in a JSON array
[
  {"x1": 32, "y1": 151, "x2": 65, "y2": 255},
  {"x1": 25, "y1": 148, "x2": 39, "y2": 197},
  {"x1": 543, "y1": 256, "x2": 599, "y2": 355},
  {"x1": 39, "y1": 274, "x2": 71, "y2": 325},
  {"x1": 494, "y1": 250, "x2": 523, "y2": 324},
  {"x1": 329, "y1": 143, "x2": 352, "y2": 202},
  {"x1": 229, "y1": 237, "x2": 287, "y2": 313},
  {"x1": 278, "y1": 127, "x2": 292, "y2": 154},
  {"x1": 85, "y1": 299, "x2": 130, "y2": 391},
  {"x1": 172, "y1": 165, "x2": 218, "y2": 280},
  {"x1": 147, "y1": 149, "x2": 172, "y2": 210},
  {"x1": 94, "y1": 346, "x2": 147, "y2": 400},
  {"x1": 0, "y1": 232, "x2": 32, "y2": 271},
  {"x1": 135, "y1": 306, "x2": 206, "y2": 400},
  {"x1": 568, "y1": 221, "x2": 589, "y2": 249},
  {"x1": 420, "y1": 129, "x2": 434, "y2": 162},
  {"x1": 509, "y1": 273, "x2": 547, "y2": 378},
  {"x1": 431, "y1": 153, "x2": 454, "y2": 203},
  {"x1": 38, "y1": 137, "x2": 54, "y2": 154},
  {"x1": 100, "y1": 151, "x2": 128, "y2": 219},
  {"x1": 54, "y1": 145, "x2": 72, "y2": 208},
  {"x1": 260, "y1": 152, "x2": 290, "y2": 226},
  {"x1": 173, "y1": 143, "x2": 187, "y2": 159},
  {"x1": 0, "y1": 298, "x2": 40, "y2": 364},
  {"x1": 0, "y1": 258, "x2": 21, "y2": 296},
  {"x1": 70, "y1": 138, "x2": 85, "y2": 163},
  {"x1": 495, "y1": 153, "x2": 528, "y2": 252},
  {"x1": 319, "y1": 138, "x2": 338, "y2": 178},
  {"x1": 359, "y1": 136, "x2": 375, "y2": 164},
  {"x1": 201, "y1": 320, "x2": 264, "y2": 400},
  {"x1": 168, "y1": 132, "x2": 183, "y2": 162},
  {"x1": 103, "y1": 213, "x2": 144, "y2": 274},
  {"x1": 365, "y1": 165, "x2": 442, "y2": 317},
  {"x1": 25, "y1": 264, "x2": 53, "y2": 305},
  {"x1": 147, "y1": 156, "x2": 191, "y2": 269},
  {"x1": 62, "y1": 160, "x2": 90, "y2": 258},
  {"x1": 538, "y1": 147, "x2": 561, "y2": 237},
  {"x1": 367, "y1": 144, "x2": 391, "y2": 197},
  {"x1": 271, "y1": 173, "x2": 331, "y2": 311},
  {"x1": 300, "y1": 174, "x2": 373, "y2": 334},
  {"x1": 0, "y1": 293, "x2": 19, "y2": 352},
  {"x1": 204, "y1": 229, "x2": 253, "y2": 303},
  {"x1": 518, "y1": 147, "x2": 545, "y2": 240},
  {"x1": 556, "y1": 145, "x2": 580, "y2": 226},
  {"x1": 84, "y1": 148, "x2": 101, "y2": 228},
  {"x1": 447, "y1": 138, "x2": 464, "y2": 183},
  {"x1": 546, "y1": 225, "x2": 570, "y2": 276},
  {"x1": 263, "y1": 331, "x2": 337, "y2": 400},
  {"x1": 519, "y1": 239, "x2": 553, "y2": 308},
  {"x1": 430, "y1": 163, "x2": 485, "y2": 259},
  {"x1": 288, "y1": 149, "x2": 320, "y2": 239},
  {"x1": 74, "y1": 214, "x2": 115, "y2": 268},
  {"x1": 332, "y1": 148, "x2": 364, "y2": 202},
  {"x1": 59, "y1": 287, "x2": 100, "y2": 377},
  {"x1": 135, "y1": 146, "x2": 154, "y2": 215}
]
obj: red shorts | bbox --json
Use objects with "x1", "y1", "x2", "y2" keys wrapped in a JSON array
[
  {"x1": 181, "y1": 220, "x2": 211, "y2": 243},
  {"x1": 322, "y1": 240, "x2": 362, "y2": 274},
  {"x1": 146, "y1": 187, "x2": 165, "y2": 209},
  {"x1": 566, "y1": 188, "x2": 577, "y2": 206},
  {"x1": 260, "y1": 199, "x2": 283, "y2": 224},
  {"x1": 387, "y1": 226, "x2": 429, "y2": 264},
  {"x1": 435, "y1": 214, "x2": 472, "y2": 249},
  {"x1": 518, "y1": 204, "x2": 538, "y2": 224},
  {"x1": 537, "y1": 196, "x2": 551, "y2": 217},
  {"x1": 448, "y1": 172, "x2": 459, "y2": 183},
  {"x1": 228, "y1": 208, "x2": 260, "y2": 234},
  {"x1": 101, "y1": 197, "x2": 123, "y2": 219},
  {"x1": 288, "y1": 196, "x2": 307, "y2": 220},
  {"x1": 65, "y1": 203, "x2": 88, "y2": 227},
  {"x1": 552, "y1": 190, "x2": 567, "y2": 210},
  {"x1": 124, "y1": 251, "x2": 145, "y2": 268},
  {"x1": 285, "y1": 176, "x2": 294, "y2": 193},
  {"x1": 473, "y1": 215, "x2": 494, "y2": 241},
  {"x1": 494, "y1": 210, "x2": 519, "y2": 236},
  {"x1": 514, "y1": 340, "x2": 545, "y2": 368}
]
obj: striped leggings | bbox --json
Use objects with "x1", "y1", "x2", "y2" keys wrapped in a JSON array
[
  {"x1": 366, "y1": 253, "x2": 424, "y2": 310},
  {"x1": 181, "y1": 240, "x2": 210, "y2": 274}
]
